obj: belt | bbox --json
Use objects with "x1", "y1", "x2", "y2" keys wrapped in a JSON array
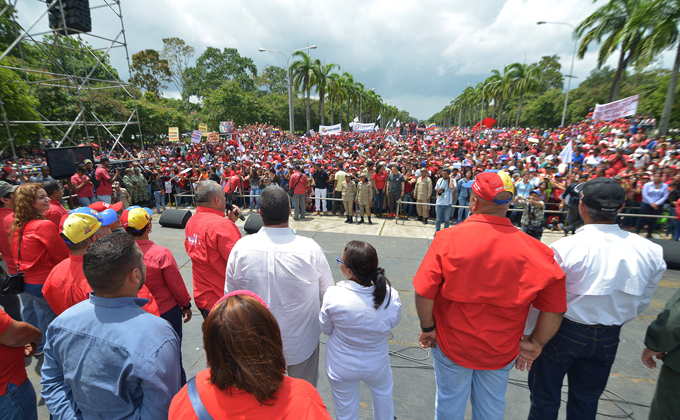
[{"x1": 563, "y1": 317, "x2": 621, "y2": 330}]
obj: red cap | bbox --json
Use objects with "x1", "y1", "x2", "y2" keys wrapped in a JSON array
[{"x1": 89, "y1": 201, "x2": 123, "y2": 213}]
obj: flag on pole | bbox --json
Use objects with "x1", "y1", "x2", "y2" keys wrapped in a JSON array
[
  {"x1": 559, "y1": 139, "x2": 573, "y2": 163},
  {"x1": 377, "y1": 114, "x2": 381, "y2": 121},
  {"x1": 238, "y1": 137, "x2": 246, "y2": 152}
]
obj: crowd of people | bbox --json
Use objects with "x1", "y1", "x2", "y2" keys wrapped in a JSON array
[{"x1": 0, "y1": 112, "x2": 679, "y2": 420}]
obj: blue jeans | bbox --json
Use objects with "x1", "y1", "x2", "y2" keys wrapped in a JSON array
[
  {"x1": 636, "y1": 202, "x2": 662, "y2": 236},
  {"x1": 374, "y1": 189, "x2": 385, "y2": 215},
  {"x1": 97, "y1": 194, "x2": 111, "y2": 204},
  {"x1": 160, "y1": 305, "x2": 186, "y2": 386},
  {"x1": 153, "y1": 191, "x2": 166, "y2": 212},
  {"x1": 77, "y1": 196, "x2": 95, "y2": 207},
  {"x1": 435, "y1": 205, "x2": 452, "y2": 232},
  {"x1": 674, "y1": 219, "x2": 680, "y2": 241},
  {"x1": 402, "y1": 192, "x2": 414, "y2": 215},
  {"x1": 432, "y1": 345, "x2": 514, "y2": 420},
  {"x1": 528, "y1": 319, "x2": 621, "y2": 420},
  {"x1": 0, "y1": 379, "x2": 37, "y2": 420},
  {"x1": 174, "y1": 188, "x2": 183, "y2": 207},
  {"x1": 457, "y1": 197, "x2": 470, "y2": 222},
  {"x1": 666, "y1": 206, "x2": 676, "y2": 236},
  {"x1": 250, "y1": 188, "x2": 260, "y2": 210},
  {"x1": 0, "y1": 294, "x2": 22, "y2": 320},
  {"x1": 21, "y1": 287, "x2": 57, "y2": 353}
]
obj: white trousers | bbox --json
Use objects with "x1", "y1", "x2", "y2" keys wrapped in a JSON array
[
  {"x1": 314, "y1": 188, "x2": 327, "y2": 212},
  {"x1": 326, "y1": 354, "x2": 394, "y2": 420}
]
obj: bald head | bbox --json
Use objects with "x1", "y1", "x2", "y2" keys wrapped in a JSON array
[{"x1": 469, "y1": 191, "x2": 511, "y2": 217}]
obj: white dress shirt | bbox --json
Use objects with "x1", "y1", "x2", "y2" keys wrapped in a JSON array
[
  {"x1": 551, "y1": 224, "x2": 666, "y2": 326},
  {"x1": 225, "y1": 227, "x2": 334, "y2": 365},
  {"x1": 320, "y1": 281, "x2": 402, "y2": 370}
]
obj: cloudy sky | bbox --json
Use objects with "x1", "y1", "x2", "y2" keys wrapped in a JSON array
[{"x1": 14, "y1": 0, "x2": 675, "y2": 120}]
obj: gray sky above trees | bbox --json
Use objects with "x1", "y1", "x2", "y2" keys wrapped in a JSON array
[{"x1": 14, "y1": 0, "x2": 675, "y2": 120}]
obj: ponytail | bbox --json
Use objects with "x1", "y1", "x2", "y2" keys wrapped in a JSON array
[
  {"x1": 371, "y1": 267, "x2": 391, "y2": 310},
  {"x1": 342, "y1": 240, "x2": 392, "y2": 309}
]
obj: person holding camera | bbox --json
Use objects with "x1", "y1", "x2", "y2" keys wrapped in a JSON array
[
  {"x1": 435, "y1": 167, "x2": 455, "y2": 232},
  {"x1": 521, "y1": 190, "x2": 545, "y2": 240}
]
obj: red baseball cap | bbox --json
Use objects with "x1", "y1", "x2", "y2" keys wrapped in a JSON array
[
  {"x1": 464, "y1": 170, "x2": 515, "y2": 205},
  {"x1": 89, "y1": 201, "x2": 123, "y2": 213}
]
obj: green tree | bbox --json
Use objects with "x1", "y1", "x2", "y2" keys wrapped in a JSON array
[
  {"x1": 130, "y1": 49, "x2": 172, "y2": 97},
  {"x1": 0, "y1": 66, "x2": 42, "y2": 147},
  {"x1": 256, "y1": 65, "x2": 288, "y2": 96},
  {"x1": 505, "y1": 62, "x2": 540, "y2": 126},
  {"x1": 290, "y1": 51, "x2": 316, "y2": 133},
  {"x1": 187, "y1": 47, "x2": 257, "y2": 99},
  {"x1": 160, "y1": 37, "x2": 195, "y2": 115},
  {"x1": 576, "y1": 0, "x2": 647, "y2": 102},
  {"x1": 312, "y1": 61, "x2": 338, "y2": 126},
  {"x1": 530, "y1": 55, "x2": 564, "y2": 94}
]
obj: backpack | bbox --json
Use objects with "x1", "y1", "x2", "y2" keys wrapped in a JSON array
[{"x1": 90, "y1": 166, "x2": 100, "y2": 190}]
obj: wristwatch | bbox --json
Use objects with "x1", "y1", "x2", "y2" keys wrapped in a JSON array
[
  {"x1": 182, "y1": 303, "x2": 192, "y2": 311},
  {"x1": 421, "y1": 323, "x2": 436, "y2": 333}
]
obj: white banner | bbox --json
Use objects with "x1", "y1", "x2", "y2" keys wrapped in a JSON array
[
  {"x1": 191, "y1": 130, "x2": 202, "y2": 144},
  {"x1": 352, "y1": 123, "x2": 375, "y2": 132},
  {"x1": 592, "y1": 95, "x2": 639, "y2": 121},
  {"x1": 559, "y1": 139, "x2": 573, "y2": 164},
  {"x1": 319, "y1": 124, "x2": 342, "y2": 135}
]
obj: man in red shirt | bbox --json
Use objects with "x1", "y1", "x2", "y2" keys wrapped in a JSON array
[
  {"x1": 71, "y1": 164, "x2": 95, "y2": 206},
  {"x1": 95, "y1": 157, "x2": 114, "y2": 203},
  {"x1": 184, "y1": 180, "x2": 241, "y2": 318},
  {"x1": 123, "y1": 207, "x2": 192, "y2": 384},
  {"x1": 413, "y1": 170, "x2": 567, "y2": 419},
  {"x1": 289, "y1": 165, "x2": 307, "y2": 220},
  {"x1": 43, "y1": 209, "x2": 160, "y2": 317},
  {"x1": 43, "y1": 180, "x2": 67, "y2": 227}
]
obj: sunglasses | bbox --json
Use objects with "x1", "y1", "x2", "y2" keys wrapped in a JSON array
[{"x1": 336, "y1": 256, "x2": 346, "y2": 266}]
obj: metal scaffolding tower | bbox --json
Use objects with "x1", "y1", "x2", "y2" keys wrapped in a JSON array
[{"x1": 0, "y1": 0, "x2": 141, "y2": 160}]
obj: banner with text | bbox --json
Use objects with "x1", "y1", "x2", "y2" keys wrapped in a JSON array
[
  {"x1": 168, "y1": 127, "x2": 179, "y2": 142},
  {"x1": 592, "y1": 95, "x2": 639, "y2": 121},
  {"x1": 191, "y1": 130, "x2": 203, "y2": 144},
  {"x1": 352, "y1": 122, "x2": 375, "y2": 132},
  {"x1": 198, "y1": 124, "x2": 208, "y2": 137},
  {"x1": 207, "y1": 132, "x2": 219, "y2": 142},
  {"x1": 219, "y1": 121, "x2": 234, "y2": 133},
  {"x1": 319, "y1": 123, "x2": 342, "y2": 135}
]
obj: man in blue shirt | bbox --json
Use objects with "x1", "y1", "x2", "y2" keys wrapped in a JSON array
[
  {"x1": 41, "y1": 233, "x2": 181, "y2": 420},
  {"x1": 435, "y1": 167, "x2": 456, "y2": 232}
]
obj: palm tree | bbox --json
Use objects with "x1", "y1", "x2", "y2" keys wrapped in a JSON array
[
  {"x1": 327, "y1": 73, "x2": 341, "y2": 126},
  {"x1": 486, "y1": 70, "x2": 504, "y2": 121},
  {"x1": 505, "y1": 62, "x2": 539, "y2": 126},
  {"x1": 630, "y1": 0, "x2": 680, "y2": 135},
  {"x1": 340, "y1": 72, "x2": 355, "y2": 129},
  {"x1": 312, "y1": 62, "x2": 338, "y2": 126},
  {"x1": 290, "y1": 51, "x2": 315, "y2": 133},
  {"x1": 576, "y1": 0, "x2": 646, "y2": 102}
]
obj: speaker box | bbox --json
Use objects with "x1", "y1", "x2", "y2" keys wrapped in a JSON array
[
  {"x1": 243, "y1": 213, "x2": 263, "y2": 234},
  {"x1": 48, "y1": 0, "x2": 92, "y2": 35},
  {"x1": 648, "y1": 238, "x2": 680, "y2": 270},
  {"x1": 159, "y1": 209, "x2": 192, "y2": 229}
]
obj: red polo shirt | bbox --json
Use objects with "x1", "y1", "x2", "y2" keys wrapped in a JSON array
[
  {"x1": 289, "y1": 172, "x2": 307, "y2": 194},
  {"x1": 184, "y1": 207, "x2": 242, "y2": 310},
  {"x1": 136, "y1": 239, "x2": 192, "y2": 315},
  {"x1": 95, "y1": 166, "x2": 113, "y2": 195},
  {"x1": 70, "y1": 173, "x2": 93, "y2": 198},
  {"x1": 43, "y1": 254, "x2": 160, "y2": 316},
  {"x1": 0, "y1": 208, "x2": 16, "y2": 274},
  {"x1": 413, "y1": 214, "x2": 567, "y2": 370},
  {"x1": 11, "y1": 219, "x2": 69, "y2": 285},
  {"x1": 44, "y1": 199, "x2": 67, "y2": 227},
  {"x1": 0, "y1": 309, "x2": 27, "y2": 396}
]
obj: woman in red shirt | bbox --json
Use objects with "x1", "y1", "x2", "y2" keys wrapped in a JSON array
[
  {"x1": 169, "y1": 292, "x2": 331, "y2": 419},
  {"x1": 371, "y1": 164, "x2": 387, "y2": 217},
  {"x1": 10, "y1": 183, "x2": 69, "y2": 355}
]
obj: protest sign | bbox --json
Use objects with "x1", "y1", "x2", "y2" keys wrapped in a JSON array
[
  {"x1": 168, "y1": 127, "x2": 179, "y2": 142},
  {"x1": 207, "y1": 132, "x2": 219, "y2": 142},
  {"x1": 319, "y1": 123, "x2": 342, "y2": 135},
  {"x1": 592, "y1": 95, "x2": 638, "y2": 121},
  {"x1": 191, "y1": 130, "x2": 202, "y2": 144},
  {"x1": 352, "y1": 123, "x2": 375, "y2": 132},
  {"x1": 219, "y1": 121, "x2": 234, "y2": 133},
  {"x1": 199, "y1": 124, "x2": 208, "y2": 136}
]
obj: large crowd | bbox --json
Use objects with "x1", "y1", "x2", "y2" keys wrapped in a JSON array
[{"x1": 0, "y1": 113, "x2": 679, "y2": 420}]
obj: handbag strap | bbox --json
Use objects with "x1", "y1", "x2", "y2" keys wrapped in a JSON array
[
  {"x1": 15, "y1": 227, "x2": 23, "y2": 273},
  {"x1": 187, "y1": 376, "x2": 213, "y2": 420}
]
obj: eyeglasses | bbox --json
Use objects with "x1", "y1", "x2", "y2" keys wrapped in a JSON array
[{"x1": 336, "y1": 256, "x2": 346, "y2": 266}]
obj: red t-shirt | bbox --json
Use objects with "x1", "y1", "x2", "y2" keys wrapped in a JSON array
[
  {"x1": 95, "y1": 166, "x2": 113, "y2": 195},
  {"x1": 0, "y1": 309, "x2": 27, "y2": 396},
  {"x1": 70, "y1": 173, "x2": 94, "y2": 198},
  {"x1": 11, "y1": 219, "x2": 69, "y2": 285},
  {"x1": 372, "y1": 172, "x2": 387, "y2": 189},
  {"x1": 224, "y1": 175, "x2": 242, "y2": 194},
  {"x1": 136, "y1": 239, "x2": 192, "y2": 315},
  {"x1": 44, "y1": 200, "x2": 68, "y2": 227},
  {"x1": 42, "y1": 254, "x2": 161, "y2": 316},
  {"x1": 169, "y1": 370, "x2": 331, "y2": 420},
  {"x1": 289, "y1": 172, "x2": 307, "y2": 195},
  {"x1": 0, "y1": 208, "x2": 16, "y2": 274},
  {"x1": 184, "y1": 207, "x2": 242, "y2": 310},
  {"x1": 413, "y1": 214, "x2": 567, "y2": 370}
]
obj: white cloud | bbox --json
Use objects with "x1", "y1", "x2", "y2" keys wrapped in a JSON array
[{"x1": 10, "y1": 0, "x2": 677, "y2": 121}]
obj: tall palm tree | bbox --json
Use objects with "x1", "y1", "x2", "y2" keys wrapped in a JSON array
[
  {"x1": 340, "y1": 72, "x2": 355, "y2": 129},
  {"x1": 505, "y1": 62, "x2": 539, "y2": 126},
  {"x1": 576, "y1": 0, "x2": 646, "y2": 102},
  {"x1": 630, "y1": 0, "x2": 680, "y2": 135},
  {"x1": 312, "y1": 62, "x2": 338, "y2": 126},
  {"x1": 290, "y1": 51, "x2": 315, "y2": 133},
  {"x1": 485, "y1": 70, "x2": 504, "y2": 121},
  {"x1": 327, "y1": 73, "x2": 341, "y2": 126}
]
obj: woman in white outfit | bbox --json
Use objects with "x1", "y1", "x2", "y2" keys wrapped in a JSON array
[{"x1": 320, "y1": 240, "x2": 402, "y2": 420}]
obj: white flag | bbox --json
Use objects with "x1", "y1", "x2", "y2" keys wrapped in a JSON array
[
  {"x1": 377, "y1": 114, "x2": 381, "y2": 121},
  {"x1": 353, "y1": 117, "x2": 359, "y2": 123},
  {"x1": 238, "y1": 137, "x2": 246, "y2": 152},
  {"x1": 558, "y1": 139, "x2": 573, "y2": 164}
]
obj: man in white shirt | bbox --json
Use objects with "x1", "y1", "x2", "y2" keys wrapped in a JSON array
[
  {"x1": 225, "y1": 185, "x2": 334, "y2": 387},
  {"x1": 528, "y1": 178, "x2": 666, "y2": 420}
]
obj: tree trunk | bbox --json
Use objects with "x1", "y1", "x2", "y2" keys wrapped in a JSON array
[
  {"x1": 338, "y1": 99, "x2": 342, "y2": 129},
  {"x1": 306, "y1": 85, "x2": 311, "y2": 134},
  {"x1": 330, "y1": 96, "x2": 335, "y2": 126},
  {"x1": 320, "y1": 87, "x2": 325, "y2": 126},
  {"x1": 516, "y1": 93, "x2": 524, "y2": 127},
  {"x1": 659, "y1": 39, "x2": 680, "y2": 136},
  {"x1": 609, "y1": 46, "x2": 627, "y2": 102},
  {"x1": 492, "y1": 96, "x2": 497, "y2": 120},
  {"x1": 499, "y1": 97, "x2": 505, "y2": 127},
  {"x1": 346, "y1": 100, "x2": 350, "y2": 129}
]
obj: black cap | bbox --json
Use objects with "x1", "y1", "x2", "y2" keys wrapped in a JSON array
[{"x1": 580, "y1": 178, "x2": 626, "y2": 213}]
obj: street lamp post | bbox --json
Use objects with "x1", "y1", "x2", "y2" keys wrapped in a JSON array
[
  {"x1": 359, "y1": 87, "x2": 375, "y2": 123},
  {"x1": 259, "y1": 45, "x2": 317, "y2": 135},
  {"x1": 480, "y1": 80, "x2": 501, "y2": 130},
  {"x1": 537, "y1": 21, "x2": 577, "y2": 128}
]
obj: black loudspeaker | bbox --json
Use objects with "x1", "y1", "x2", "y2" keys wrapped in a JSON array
[
  {"x1": 159, "y1": 209, "x2": 192, "y2": 229},
  {"x1": 243, "y1": 213, "x2": 263, "y2": 234},
  {"x1": 648, "y1": 238, "x2": 680, "y2": 270},
  {"x1": 48, "y1": 0, "x2": 92, "y2": 35}
]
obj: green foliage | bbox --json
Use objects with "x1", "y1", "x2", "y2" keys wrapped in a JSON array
[
  {"x1": 132, "y1": 96, "x2": 187, "y2": 139},
  {"x1": 256, "y1": 65, "x2": 288, "y2": 96},
  {"x1": 130, "y1": 49, "x2": 172, "y2": 97},
  {"x1": 0, "y1": 66, "x2": 42, "y2": 146},
  {"x1": 530, "y1": 55, "x2": 564, "y2": 94},
  {"x1": 186, "y1": 47, "x2": 257, "y2": 100}
]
